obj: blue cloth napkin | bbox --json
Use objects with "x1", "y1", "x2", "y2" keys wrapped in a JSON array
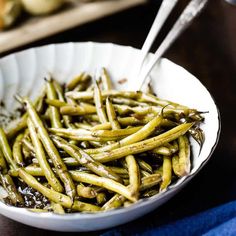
[{"x1": 102, "y1": 200, "x2": 236, "y2": 236}]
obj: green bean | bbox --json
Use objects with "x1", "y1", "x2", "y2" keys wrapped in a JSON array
[
  {"x1": 0, "y1": 69, "x2": 205, "y2": 212},
  {"x1": 102, "y1": 173, "x2": 161, "y2": 210},
  {"x1": 72, "y1": 200, "x2": 101, "y2": 212},
  {"x1": 22, "y1": 143, "x2": 35, "y2": 159},
  {"x1": 66, "y1": 90, "x2": 140, "y2": 101},
  {"x1": 86, "y1": 115, "x2": 163, "y2": 155},
  {"x1": 138, "y1": 93, "x2": 189, "y2": 110},
  {"x1": 142, "y1": 189, "x2": 159, "y2": 198},
  {"x1": 140, "y1": 170, "x2": 151, "y2": 177},
  {"x1": 6, "y1": 89, "x2": 46, "y2": 139},
  {"x1": 45, "y1": 99, "x2": 67, "y2": 108},
  {"x1": 140, "y1": 174, "x2": 162, "y2": 191},
  {"x1": 19, "y1": 169, "x2": 72, "y2": 208},
  {"x1": 88, "y1": 141, "x2": 104, "y2": 148},
  {"x1": 67, "y1": 73, "x2": 91, "y2": 91},
  {"x1": 118, "y1": 116, "x2": 151, "y2": 126},
  {"x1": 170, "y1": 140, "x2": 179, "y2": 153},
  {"x1": 90, "y1": 116, "x2": 148, "y2": 131},
  {"x1": 160, "y1": 156, "x2": 172, "y2": 191},
  {"x1": 77, "y1": 184, "x2": 97, "y2": 199},
  {"x1": 172, "y1": 135, "x2": 190, "y2": 177},
  {"x1": 109, "y1": 167, "x2": 128, "y2": 175},
  {"x1": 92, "y1": 123, "x2": 193, "y2": 163},
  {"x1": 94, "y1": 81, "x2": 108, "y2": 124},
  {"x1": 86, "y1": 83, "x2": 94, "y2": 91},
  {"x1": 46, "y1": 79, "x2": 62, "y2": 128},
  {"x1": 60, "y1": 104, "x2": 96, "y2": 116},
  {"x1": 124, "y1": 201, "x2": 132, "y2": 207},
  {"x1": 35, "y1": 89, "x2": 46, "y2": 114},
  {"x1": 12, "y1": 133, "x2": 24, "y2": 167},
  {"x1": 106, "y1": 97, "x2": 120, "y2": 130},
  {"x1": 50, "y1": 127, "x2": 141, "y2": 139},
  {"x1": 84, "y1": 114, "x2": 100, "y2": 122},
  {"x1": 123, "y1": 179, "x2": 130, "y2": 186},
  {"x1": 67, "y1": 73, "x2": 85, "y2": 90},
  {"x1": 22, "y1": 97, "x2": 75, "y2": 199},
  {"x1": 22, "y1": 137, "x2": 35, "y2": 154},
  {"x1": 49, "y1": 128, "x2": 120, "y2": 142},
  {"x1": 126, "y1": 155, "x2": 140, "y2": 198},
  {"x1": 111, "y1": 97, "x2": 148, "y2": 107},
  {"x1": 18, "y1": 169, "x2": 100, "y2": 212},
  {"x1": 73, "y1": 74, "x2": 91, "y2": 92},
  {"x1": 90, "y1": 123, "x2": 112, "y2": 131},
  {"x1": 6, "y1": 114, "x2": 27, "y2": 140},
  {"x1": 151, "y1": 146, "x2": 173, "y2": 156},
  {"x1": 74, "y1": 81, "x2": 91, "y2": 92},
  {"x1": 24, "y1": 165, "x2": 128, "y2": 181},
  {"x1": 137, "y1": 159, "x2": 152, "y2": 173},
  {"x1": 0, "y1": 128, "x2": 18, "y2": 171},
  {"x1": 53, "y1": 80, "x2": 77, "y2": 129},
  {"x1": 0, "y1": 173, "x2": 23, "y2": 204},
  {"x1": 114, "y1": 104, "x2": 191, "y2": 117},
  {"x1": 51, "y1": 135, "x2": 122, "y2": 183},
  {"x1": 74, "y1": 122, "x2": 92, "y2": 130},
  {"x1": 101, "y1": 68, "x2": 112, "y2": 90},
  {"x1": 51, "y1": 202, "x2": 65, "y2": 214},
  {"x1": 163, "y1": 142, "x2": 179, "y2": 154},
  {"x1": 70, "y1": 171, "x2": 137, "y2": 202},
  {"x1": 154, "y1": 166, "x2": 163, "y2": 176},
  {"x1": 101, "y1": 193, "x2": 125, "y2": 211},
  {"x1": 0, "y1": 149, "x2": 7, "y2": 174},
  {"x1": 91, "y1": 126, "x2": 142, "y2": 138},
  {"x1": 28, "y1": 119, "x2": 64, "y2": 192},
  {"x1": 24, "y1": 165, "x2": 44, "y2": 176},
  {"x1": 66, "y1": 90, "x2": 196, "y2": 111},
  {"x1": 96, "y1": 192, "x2": 107, "y2": 205}
]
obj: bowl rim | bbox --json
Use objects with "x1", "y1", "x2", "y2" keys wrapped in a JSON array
[{"x1": 0, "y1": 41, "x2": 221, "y2": 221}]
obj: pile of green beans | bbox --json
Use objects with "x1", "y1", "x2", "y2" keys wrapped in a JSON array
[{"x1": 0, "y1": 68, "x2": 204, "y2": 214}]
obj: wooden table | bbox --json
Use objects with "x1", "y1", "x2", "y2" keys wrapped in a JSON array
[{"x1": 1, "y1": 0, "x2": 236, "y2": 234}]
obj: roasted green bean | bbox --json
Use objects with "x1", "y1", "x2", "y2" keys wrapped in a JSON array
[
  {"x1": 51, "y1": 135, "x2": 122, "y2": 183},
  {"x1": 0, "y1": 128, "x2": 18, "y2": 170},
  {"x1": 28, "y1": 119, "x2": 64, "y2": 192},
  {"x1": 94, "y1": 81, "x2": 108, "y2": 124},
  {"x1": 0, "y1": 173, "x2": 23, "y2": 204},
  {"x1": 70, "y1": 171, "x2": 137, "y2": 202},
  {"x1": 46, "y1": 78, "x2": 63, "y2": 128},
  {"x1": 92, "y1": 123, "x2": 193, "y2": 163},
  {"x1": 22, "y1": 98, "x2": 75, "y2": 199},
  {"x1": 126, "y1": 155, "x2": 140, "y2": 199},
  {"x1": 106, "y1": 97, "x2": 121, "y2": 130},
  {"x1": 12, "y1": 133, "x2": 24, "y2": 167},
  {"x1": 101, "y1": 68, "x2": 112, "y2": 90},
  {"x1": 160, "y1": 156, "x2": 172, "y2": 191},
  {"x1": 0, "y1": 68, "x2": 204, "y2": 213},
  {"x1": 172, "y1": 135, "x2": 190, "y2": 177}
]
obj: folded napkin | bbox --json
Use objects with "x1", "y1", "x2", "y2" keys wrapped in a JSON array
[{"x1": 102, "y1": 200, "x2": 236, "y2": 236}]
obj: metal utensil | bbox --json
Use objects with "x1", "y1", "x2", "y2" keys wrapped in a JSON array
[
  {"x1": 133, "y1": 0, "x2": 179, "y2": 80},
  {"x1": 134, "y1": 0, "x2": 208, "y2": 91}
]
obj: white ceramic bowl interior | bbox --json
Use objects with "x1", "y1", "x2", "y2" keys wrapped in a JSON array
[{"x1": 0, "y1": 42, "x2": 220, "y2": 232}]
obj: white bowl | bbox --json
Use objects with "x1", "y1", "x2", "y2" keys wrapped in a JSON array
[{"x1": 0, "y1": 42, "x2": 220, "y2": 232}]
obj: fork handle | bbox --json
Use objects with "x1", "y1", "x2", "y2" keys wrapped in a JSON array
[
  {"x1": 137, "y1": 0, "x2": 179, "y2": 73},
  {"x1": 136, "y1": 0, "x2": 209, "y2": 90}
]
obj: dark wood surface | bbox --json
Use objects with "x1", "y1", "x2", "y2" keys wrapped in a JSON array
[{"x1": 1, "y1": 0, "x2": 236, "y2": 235}]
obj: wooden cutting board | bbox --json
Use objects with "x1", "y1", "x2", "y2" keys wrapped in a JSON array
[{"x1": 0, "y1": 0, "x2": 146, "y2": 54}]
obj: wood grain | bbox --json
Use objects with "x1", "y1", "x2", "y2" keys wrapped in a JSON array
[{"x1": 0, "y1": 0, "x2": 146, "y2": 54}]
